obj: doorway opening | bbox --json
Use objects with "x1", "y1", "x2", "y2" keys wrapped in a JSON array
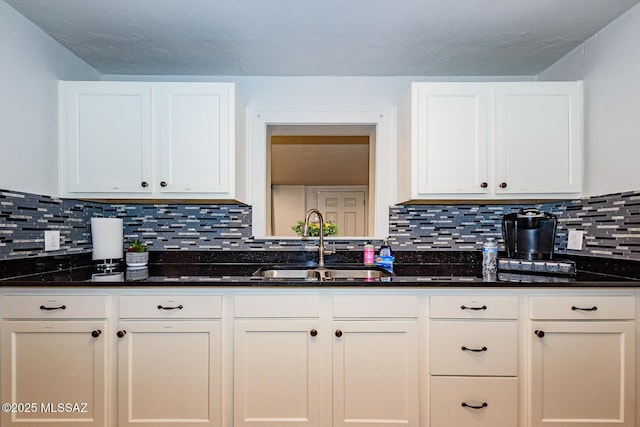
[{"x1": 267, "y1": 126, "x2": 375, "y2": 237}]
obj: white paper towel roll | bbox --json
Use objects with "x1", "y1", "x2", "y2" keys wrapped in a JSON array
[{"x1": 91, "y1": 217, "x2": 123, "y2": 261}]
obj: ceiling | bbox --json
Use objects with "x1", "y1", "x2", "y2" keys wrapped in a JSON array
[
  {"x1": 5, "y1": 0, "x2": 640, "y2": 76},
  {"x1": 271, "y1": 136, "x2": 370, "y2": 186}
]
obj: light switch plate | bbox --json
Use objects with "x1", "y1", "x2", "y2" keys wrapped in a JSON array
[
  {"x1": 567, "y1": 230, "x2": 584, "y2": 251},
  {"x1": 44, "y1": 230, "x2": 60, "y2": 251}
]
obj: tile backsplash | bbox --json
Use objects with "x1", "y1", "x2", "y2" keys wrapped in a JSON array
[{"x1": 1, "y1": 189, "x2": 639, "y2": 261}]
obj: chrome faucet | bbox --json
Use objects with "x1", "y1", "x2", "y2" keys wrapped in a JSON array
[{"x1": 302, "y1": 208, "x2": 333, "y2": 267}]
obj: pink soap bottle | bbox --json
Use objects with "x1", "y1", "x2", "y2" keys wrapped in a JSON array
[{"x1": 363, "y1": 241, "x2": 375, "y2": 265}]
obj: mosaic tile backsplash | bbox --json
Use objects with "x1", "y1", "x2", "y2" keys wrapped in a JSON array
[{"x1": 1, "y1": 189, "x2": 639, "y2": 261}]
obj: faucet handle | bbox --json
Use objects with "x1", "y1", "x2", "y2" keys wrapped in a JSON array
[{"x1": 324, "y1": 242, "x2": 336, "y2": 256}]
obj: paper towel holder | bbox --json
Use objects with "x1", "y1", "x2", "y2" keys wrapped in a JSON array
[{"x1": 91, "y1": 217, "x2": 124, "y2": 272}]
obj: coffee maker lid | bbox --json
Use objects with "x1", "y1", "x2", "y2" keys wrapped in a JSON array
[{"x1": 517, "y1": 208, "x2": 545, "y2": 219}]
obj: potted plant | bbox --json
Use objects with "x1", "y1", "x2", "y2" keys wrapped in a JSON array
[
  {"x1": 291, "y1": 220, "x2": 338, "y2": 237},
  {"x1": 125, "y1": 240, "x2": 149, "y2": 267}
]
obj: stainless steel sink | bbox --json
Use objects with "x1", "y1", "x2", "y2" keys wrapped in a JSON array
[{"x1": 252, "y1": 264, "x2": 394, "y2": 280}]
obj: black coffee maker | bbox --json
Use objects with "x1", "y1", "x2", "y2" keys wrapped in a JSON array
[{"x1": 502, "y1": 208, "x2": 557, "y2": 260}]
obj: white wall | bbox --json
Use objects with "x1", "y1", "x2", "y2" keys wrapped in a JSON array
[
  {"x1": 539, "y1": 3, "x2": 640, "y2": 197},
  {"x1": 0, "y1": 1, "x2": 100, "y2": 196}
]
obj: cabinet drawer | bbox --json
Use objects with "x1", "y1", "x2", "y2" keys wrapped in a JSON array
[
  {"x1": 333, "y1": 294, "x2": 418, "y2": 318},
  {"x1": 529, "y1": 296, "x2": 635, "y2": 320},
  {"x1": 119, "y1": 295, "x2": 222, "y2": 319},
  {"x1": 2, "y1": 295, "x2": 108, "y2": 319},
  {"x1": 431, "y1": 296, "x2": 518, "y2": 319},
  {"x1": 234, "y1": 294, "x2": 319, "y2": 318},
  {"x1": 430, "y1": 376, "x2": 518, "y2": 427},
  {"x1": 431, "y1": 320, "x2": 518, "y2": 376}
]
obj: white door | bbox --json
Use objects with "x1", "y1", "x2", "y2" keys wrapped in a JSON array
[
  {"x1": 156, "y1": 83, "x2": 231, "y2": 194},
  {"x1": 414, "y1": 83, "x2": 490, "y2": 195},
  {"x1": 234, "y1": 320, "x2": 323, "y2": 427},
  {"x1": 530, "y1": 321, "x2": 635, "y2": 427},
  {"x1": 313, "y1": 188, "x2": 367, "y2": 236},
  {"x1": 0, "y1": 321, "x2": 107, "y2": 427},
  {"x1": 117, "y1": 321, "x2": 221, "y2": 427},
  {"x1": 332, "y1": 321, "x2": 419, "y2": 427},
  {"x1": 62, "y1": 82, "x2": 153, "y2": 194},
  {"x1": 495, "y1": 82, "x2": 582, "y2": 195}
]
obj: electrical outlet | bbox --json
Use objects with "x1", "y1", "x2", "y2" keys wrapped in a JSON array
[
  {"x1": 44, "y1": 230, "x2": 60, "y2": 251},
  {"x1": 567, "y1": 230, "x2": 584, "y2": 251}
]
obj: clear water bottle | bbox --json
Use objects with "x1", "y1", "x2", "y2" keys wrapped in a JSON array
[{"x1": 482, "y1": 237, "x2": 498, "y2": 281}]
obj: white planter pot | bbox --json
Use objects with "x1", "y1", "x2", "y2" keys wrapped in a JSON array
[{"x1": 125, "y1": 251, "x2": 149, "y2": 267}]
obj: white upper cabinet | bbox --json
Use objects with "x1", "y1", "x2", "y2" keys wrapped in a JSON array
[
  {"x1": 396, "y1": 81, "x2": 583, "y2": 202},
  {"x1": 397, "y1": 83, "x2": 490, "y2": 197},
  {"x1": 59, "y1": 81, "x2": 246, "y2": 202},
  {"x1": 494, "y1": 83, "x2": 582, "y2": 195}
]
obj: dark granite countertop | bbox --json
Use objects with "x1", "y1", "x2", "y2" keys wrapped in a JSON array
[{"x1": 1, "y1": 251, "x2": 639, "y2": 288}]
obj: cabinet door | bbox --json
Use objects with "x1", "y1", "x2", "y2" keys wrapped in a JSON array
[
  {"x1": 414, "y1": 83, "x2": 489, "y2": 195},
  {"x1": 495, "y1": 82, "x2": 582, "y2": 195},
  {"x1": 530, "y1": 321, "x2": 635, "y2": 427},
  {"x1": 332, "y1": 321, "x2": 419, "y2": 427},
  {"x1": 61, "y1": 82, "x2": 153, "y2": 194},
  {"x1": 0, "y1": 321, "x2": 107, "y2": 427},
  {"x1": 234, "y1": 320, "x2": 323, "y2": 427},
  {"x1": 156, "y1": 83, "x2": 231, "y2": 194},
  {"x1": 117, "y1": 320, "x2": 221, "y2": 427}
]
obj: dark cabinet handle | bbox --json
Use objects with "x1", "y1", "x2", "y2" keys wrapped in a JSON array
[
  {"x1": 480, "y1": 182, "x2": 488, "y2": 188},
  {"x1": 461, "y1": 305, "x2": 487, "y2": 311},
  {"x1": 160, "y1": 181, "x2": 168, "y2": 187},
  {"x1": 335, "y1": 329, "x2": 343, "y2": 338},
  {"x1": 534, "y1": 330, "x2": 545, "y2": 338},
  {"x1": 499, "y1": 182, "x2": 507, "y2": 188},
  {"x1": 462, "y1": 402, "x2": 488, "y2": 410},
  {"x1": 91, "y1": 330, "x2": 102, "y2": 338},
  {"x1": 572, "y1": 305, "x2": 598, "y2": 312},
  {"x1": 40, "y1": 305, "x2": 66, "y2": 311},
  {"x1": 116, "y1": 330, "x2": 127, "y2": 338},
  {"x1": 461, "y1": 346, "x2": 487, "y2": 352},
  {"x1": 141, "y1": 181, "x2": 149, "y2": 188},
  {"x1": 157, "y1": 304, "x2": 184, "y2": 310},
  {"x1": 310, "y1": 329, "x2": 318, "y2": 337}
]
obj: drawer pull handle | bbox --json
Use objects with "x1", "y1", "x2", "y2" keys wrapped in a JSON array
[
  {"x1": 571, "y1": 305, "x2": 598, "y2": 311},
  {"x1": 310, "y1": 329, "x2": 318, "y2": 337},
  {"x1": 460, "y1": 305, "x2": 487, "y2": 311},
  {"x1": 91, "y1": 330, "x2": 102, "y2": 338},
  {"x1": 535, "y1": 330, "x2": 545, "y2": 338},
  {"x1": 335, "y1": 329, "x2": 343, "y2": 338},
  {"x1": 461, "y1": 346, "x2": 487, "y2": 353},
  {"x1": 117, "y1": 330, "x2": 127, "y2": 338},
  {"x1": 462, "y1": 402, "x2": 488, "y2": 410},
  {"x1": 40, "y1": 305, "x2": 66, "y2": 311},
  {"x1": 157, "y1": 304, "x2": 184, "y2": 310}
]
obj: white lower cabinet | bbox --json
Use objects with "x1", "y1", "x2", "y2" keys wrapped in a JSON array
[
  {"x1": 233, "y1": 294, "x2": 420, "y2": 427},
  {"x1": 117, "y1": 295, "x2": 223, "y2": 427},
  {"x1": 0, "y1": 295, "x2": 109, "y2": 427},
  {"x1": 429, "y1": 295, "x2": 519, "y2": 427},
  {"x1": 1, "y1": 288, "x2": 639, "y2": 427},
  {"x1": 529, "y1": 296, "x2": 636, "y2": 427},
  {"x1": 234, "y1": 319, "x2": 322, "y2": 427},
  {"x1": 332, "y1": 294, "x2": 420, "y2": 427},
  {"x1": 233, "y1": 294, "x2": 323, "y2": 427},
  {"x1": 332, "y1": 320, "x2": 419, "y2": 427}
]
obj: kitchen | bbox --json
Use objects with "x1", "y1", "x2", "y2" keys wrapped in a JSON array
[{"x1": 1, "y1": 1, "x2": 640, "y2": 427}]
